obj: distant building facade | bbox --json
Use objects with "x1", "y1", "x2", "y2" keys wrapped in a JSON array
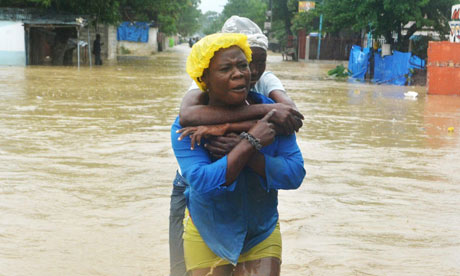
[{"x1": 0, "y1": 8, "x2": 174, "y2": 67}]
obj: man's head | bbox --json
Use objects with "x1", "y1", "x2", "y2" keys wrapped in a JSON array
[
  {"x1": 249, "y1": 47, "x2": 267, "y2": 87},
  {"x1": 221, "y1": 16, "x2": 268, "y2": 87}
]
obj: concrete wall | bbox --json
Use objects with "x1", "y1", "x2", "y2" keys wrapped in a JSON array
[
  {"x1": 0, "y1": 21, "x2": 25, "y2": 66},
  {"x1": 107, "y1": 25, "x2": 117, "y2": 60},
  {"x1": 116, "y1": 27, "x2": 158, "y2": 56},
  {"x1": 427, "y1": 41, "x2": 460, "y2": 95},
  {"x1": 69, "y1": 24, "x2": 160, "y2": 64}
]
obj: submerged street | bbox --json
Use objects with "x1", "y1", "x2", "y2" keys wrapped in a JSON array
[{"x1": 1, "y1": 44, "x2": 459, "y2": 275}]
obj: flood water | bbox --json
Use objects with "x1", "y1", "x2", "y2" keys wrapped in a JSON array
[{"x1": 1, "y1": 44, "x2": 459, "y2": 276}]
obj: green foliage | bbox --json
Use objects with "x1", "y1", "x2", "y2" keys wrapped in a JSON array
[
  {"x1": 200, "y1": 11, "x2": 224, "y2": 35},
  {"x1": 291, "y1": 9, "x2": 319, "y2": 34},
  {"x1": 317, "y1": 0, "x2": 456, "y2": 49},
  {"x1": 0, "y1": 0, "x2": 198, "y2": 35},
  {"x1": 177, "y1": 0, "x2": 201, "y2": 36},
  {"x1": 268, "y1": 0, "x2": 297, "y2": 49},
  {"x1": 221, "y1": 0, "x2": 267, "y2": 29},
  {"x1": 198, "y1": 0, "x2": 267, "y2": 36},
  {"x1": 327, "y1": 64, "x2": 348, "y2": 78},
  {"x1": 410, "y1": 35, "x2": 439, "y2": 59}
]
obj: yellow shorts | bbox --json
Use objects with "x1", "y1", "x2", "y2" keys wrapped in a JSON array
[{"x1": 183, "y1": 209, "x2": 282, "y2": 271}]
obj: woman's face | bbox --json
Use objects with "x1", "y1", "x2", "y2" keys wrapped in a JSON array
[
  {"x1": 249, "y1": 47, "x2": 267, "y2": 88},
  {"x1": 203, "y1": 46, "x2": 250, "y2": 107}
]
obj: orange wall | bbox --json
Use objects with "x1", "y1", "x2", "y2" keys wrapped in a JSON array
[{"x1": 427, "y1": 41, "x2": 460, "y2": 95}]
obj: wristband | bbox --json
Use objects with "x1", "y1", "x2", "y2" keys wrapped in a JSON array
[{"x1": 239, "y1": 132, "x2": 262, "y2": 150}]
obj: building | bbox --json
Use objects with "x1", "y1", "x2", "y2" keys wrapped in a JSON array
[{"x1": 0, "y1": 8, "x2": 165, "y2": 67}]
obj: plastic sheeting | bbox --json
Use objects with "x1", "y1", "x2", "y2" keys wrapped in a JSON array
[
  {"x1": 117, "y1": 22, "x2": 149, "y2": 43},
  {"x1": 373, "y1": 50, "x2": 412, "y2": 85},
  {"x1": 373, "y1": 50, "x2": 425, "y2": 85},
  {"x1": 348, "y1": 45, "x2": 370, "y2": 80},
  {"x1": 409, "y1": 55, "x2": 425, "y2": 70},
  {"x1": 348, "y1": 44, "x2": 426, "y2": 85}
]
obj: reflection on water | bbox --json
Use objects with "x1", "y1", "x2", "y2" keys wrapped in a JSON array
[{"x1": 1, "y1": 45, "x2": 459, "y2": 276}]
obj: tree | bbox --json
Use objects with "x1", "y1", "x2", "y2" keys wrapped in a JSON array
[
  {"x1": 221, "y1": 0, "x2": 267, "y2": 29},
  {"x1": 177, "y1": 0, "x2": 202, "y2": 37},
  {"x1": 268, "y1": 0, "x2": 298, "y2": 49},
  {"x1": 316, "y1": 0, "x2": 456, "y2": 49},
  {"x1": 197, "y1": 0, "x2": 267, "y2": 37},
  {"x1": 0, "y1": 0, "x2": 195, "y2": 35},
  {"x1": 200, "y1": 11, "x2": 223, "y2": 35}
]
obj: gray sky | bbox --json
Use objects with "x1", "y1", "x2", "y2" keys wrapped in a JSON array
[{"x1": 199, "y1": 0, "x2": 228, "y2": 13}]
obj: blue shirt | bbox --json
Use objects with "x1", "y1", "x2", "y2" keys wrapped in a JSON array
[{"x1": 171, "y1": 92, "x2": 306, "y2": 264}]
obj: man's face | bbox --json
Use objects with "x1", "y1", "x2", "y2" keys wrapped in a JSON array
[{"x1": 249, "y1": 47, "x2": 267, "y2": 88}]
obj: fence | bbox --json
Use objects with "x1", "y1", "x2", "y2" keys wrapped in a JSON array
[{"x1": 297, "y1": 32, "x2": 361, "y2": 61}]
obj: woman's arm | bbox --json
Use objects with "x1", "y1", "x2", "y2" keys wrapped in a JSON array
[
  {"x1": 172, "y1": 112, "x2": 276, "y2": 193},
  {"x1": 261, "y1": 134, "x2": 306, "y2": 190},
  {"x1": 226, "y1": 121, "x2": 306, "y2": 187},
  {"x1": 225, "y1": 111, "x2": 275, "y2": 183}
]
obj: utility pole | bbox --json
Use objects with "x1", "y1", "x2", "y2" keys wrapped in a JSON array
[{"x1": 316, "y1": 0, "x2": 323, "y2": 60}]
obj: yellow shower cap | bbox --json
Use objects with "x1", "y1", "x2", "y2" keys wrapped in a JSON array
[{"x1": 186, "y1": 33, "x2": 252, "y2": 91}]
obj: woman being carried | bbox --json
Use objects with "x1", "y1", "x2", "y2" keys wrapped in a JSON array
[{"x1": 171, "y1": 33, "x2": 305, "y2": 276}]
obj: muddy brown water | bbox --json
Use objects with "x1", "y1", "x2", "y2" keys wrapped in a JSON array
[{"x1": 1, "y1": 44, "x2": 459, "y2": 275}]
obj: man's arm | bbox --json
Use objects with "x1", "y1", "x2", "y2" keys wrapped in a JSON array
[
  {"x1": 179, "y1": 88, "x2": 303, "y2": 134},
  {"x1": 268, "y1": 89, "x2": 302, "y2": 133},
  {"x1": 269, "y1": 89, "x2": 297, "y2": 109},
  {"x1": 179, "y1": 89, "x2": 279, "y2": 126}
]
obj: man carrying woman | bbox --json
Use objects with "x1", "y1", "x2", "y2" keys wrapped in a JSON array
[{"x1": 171, "y1": 32, "x2": 306, "y2": 275}]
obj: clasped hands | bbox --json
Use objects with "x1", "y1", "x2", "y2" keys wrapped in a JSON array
[{"x1": 177, "y1": 104, "x2": 303, "y2": 158}]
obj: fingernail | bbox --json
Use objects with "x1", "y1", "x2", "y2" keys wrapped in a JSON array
[
  {"x1": 204, "y1": 144, "x2": 207, "y2": 147},
  {"x1": 191, "y1": 147, "x2": 194, "y2": 150},
  {"x1": 176, "y1": 130, "x2": 179, "y2": 133},
  {"x1": 177, "y1": 137, "x2": 181, "y2": 141}
]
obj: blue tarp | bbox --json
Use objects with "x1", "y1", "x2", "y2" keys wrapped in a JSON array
[
  {"x1": 409, "y1": 55, "x2": 425, "y2": 70},
  {"x1": 117, "y1": 22, "x2": 149, "y2": 43},
  {"x1": 373, "y1": 50, "x2": 425, "y2": 85},
  {"x1": 373, "y1": 50, "x2": 412, "y2": 85},
  {"x1": 348, "y1": 45, "x2": 370, "y2": 81},
  {"x1": 348, "y1": 44, "x2": 426, "y2": 86}
]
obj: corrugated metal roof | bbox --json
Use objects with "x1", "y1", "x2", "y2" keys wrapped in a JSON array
[{"x1": 0, "y1": 8, "x2": 87, "y2": 26}]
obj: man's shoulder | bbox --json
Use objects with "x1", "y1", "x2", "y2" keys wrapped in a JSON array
[{"x1": 259, "y1": 71, "x2": 279, "y2": 81}]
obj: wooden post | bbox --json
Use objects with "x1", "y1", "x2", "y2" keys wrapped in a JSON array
[{"x1": 87, "y1": 27, "x2": 92, "y2": 68}]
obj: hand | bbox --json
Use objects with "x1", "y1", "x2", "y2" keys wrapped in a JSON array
[
  {"x1": 269, "y1": 103, "x2": 304, "y2": 135},
  {"x1": 177, "y1": 123, "x2": 230, "y2": 150},
  {"x1": 248, "y1": 109, "x2": 276, "y2": 147},
  {"x1": 205, "y1": 133, "x2": 241, "y2": 159}
]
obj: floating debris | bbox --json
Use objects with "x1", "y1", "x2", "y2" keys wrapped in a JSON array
[{"x1": 404, "y1": 91, "x2": 418, "y2": 98}]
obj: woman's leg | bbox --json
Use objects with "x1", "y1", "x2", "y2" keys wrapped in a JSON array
[
  {"x1": 189, "y1": 264, "x2": 234, "y2": 276},
  {"x1": 233, "y1": 257, "x2": 281, "y2": 276}
]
